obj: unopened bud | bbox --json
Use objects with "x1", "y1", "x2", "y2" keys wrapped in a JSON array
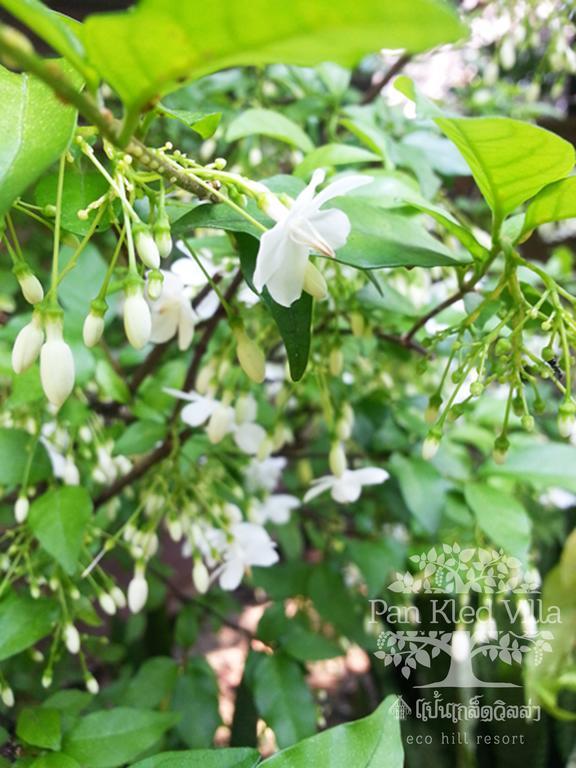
[
  {"x1": 329, "y1": 442, "x2": 347, "y2": 477},
  {"x1": 98, "y1": 592, "x2": 117, "y2": 616},
  {"x1": 134, "y1": 224, "x2": 160, "y2": 269},
  {"x1": 303, "y1": 262, "x2": 328, "y2": 301},
  {"x1": 492, "y1": 434, "x2": 510, "y2": 465},
  {"x1": 85, "y1": 675, "x2": 99, "y2": 695},
  {"x1": 127, "y1": 568, "x2": 148, "y2": 613},
  {"x1": 41, "y1": 671, "x2": 53, "y2": 689},
  {"x1": 14, "y1": 496, "x2": 29, "y2": 524},
  {"x1": 40, "y1": 317, "x2": 75, "y2": 408},
  {"x1": 110, "y1": 586, "x2": 126, "y2": 610},
  {"x1": 82, "y1": 309, "x2": 105, "y2": 348},
  {"x1": 153, "y1": 217, "x2": 172, "y2": 259},
  {"x1": 146, "y1": 270, "x2": 164, "y2": 300},
  {"x1": 193, "y1": 560, "x2": 210, "y2": 594},
  {"x1": 422, "y1": 430, "x2": 441, "y2": 460},
  {"x1": 1, "y1": 686, "x2": 14, "y2": 708},
  {"x1": 329, "y1": 348, "x2": 343, "y2": 377},
  {"x1": 124, "y1": 283, "x2": 152, "y2": 349},
  {"x1": 558, "y1": 401, "x2": 576, "y2": 439},
  {"x1": 63, "y1": 623, "x2": 81, "y2": 654},
  {"x1": 207, "y1": 404, "x2": 233, "y2": 444},
  {"x1": 350, "y1": 313, "x2": 365, "y2": 337},
  {"x1": 425, "y1": 395, "x2": 442, "y2": 424},
  {"x1": 235, "y1": 330, "x2": 265, "y2": 383},
  {"x1": 12, "y1": 313, "x2": 44, "y2": 374},
  {"x1": 15, "y1": 268, "x2": 44, "y2": 305}
]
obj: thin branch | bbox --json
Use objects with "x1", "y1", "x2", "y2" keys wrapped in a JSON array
[{"x1": 361, "y1": 53, "x2": 412, "y2": 105}]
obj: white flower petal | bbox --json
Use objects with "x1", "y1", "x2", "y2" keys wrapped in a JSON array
[
  {"x1": 351, "y1": 467, "x2": 389, "y2": 486},
  {"x1": 234, "y1": 423, "x2": 266, "y2": 455},
  {"x1": 150, "y1": 308, "x2": 179, "y2": 343},
  {"x1": 264, "y1": 239, "x2": 310, "y2": 307},
  {"x1": 293, "y1": 169, "x2": 326, "y2": 210},
  {"x1": 311, "y1": 174, "x2": 372, "y2": 210},
  {"x1": 253, "y1": 220, "x2": 292, "y2": 292},
  {"x1": 308, "y1": 208, "x2": 351, "y2": 252},
  {"x1": 219, "y1": 559, "x2": 244, "y2": 590},
  {"x1": 331, "y1": 476, "x2": 363, "y2": 503},
  {"x1": 303, "y1": 476, "x2": 335, "y2": 502},
  {"x1": 177, "y1": 302, "x2": 196, "y2": 351},
  {"x1": 181, "y1": 398, "x2": 216, "y2": 427}
]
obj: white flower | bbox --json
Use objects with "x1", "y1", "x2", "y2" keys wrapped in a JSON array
[
  {"x1": 147, "y1": 271, "x2": 196, "y2": 351},
  {"x1": 124, "y1": 285, "x2": 152, "y2": 349},
  {"x1": 40, "y1": 318, "x2": 75, "y2": 408},
  {"x1": 217, "y1": 522, "x2": 279, "y2": 590},
  {"x1": 245, "y1": 457, "x2": 287, "y2": 493},
  {"x1": 127, "y1": 568, "x2": 148, "y2": 613},
  {"x1": 253, "y1": 170, "x2": 370, "y2": 307},
  {"x1": 250, "y1": 494, "x2": 300, "y2": 526},
  {"x1": 166, "y1": 389, "x2": 267, "y2": 455},
  {"x1": 63, "y1": 623, "x2": 81, "y2": 654},
  {"x1": 12, "y1": 314, "x2": 44, "y2": 373},
  {"x1": 304, "y1": 467, "x2": 389, "y2": 504}
]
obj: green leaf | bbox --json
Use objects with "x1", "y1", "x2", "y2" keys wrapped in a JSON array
[
  {"x1": 17, "y1": 708, "x2": 61, "y2": 751},
  {"x1": 62, "y1": 708, "x2": 179, "y2": 768},
  {"x1": 0, "y1": 0, "x2": 96, "y2": 86},
  {"x1": 28, "y1": 487, "x2": 92, "y2": 574},
  {"x1": 0, "y1": 428, "x2": 51, "y2": 486},
  {"x1": 83, "y1": 0, "x2": 465, "y2": 112},
  {"x1": 157, "y1": 107, "x2": 222, "y2": 140},
  {"x1": 35, "y1": 168, "x2": 115, "y2": 235},
  {"x1": 522, "y1": 177, "x2": 576, "y2": 237},
  {"x1": 237, "y1": 233, "x2": 312, "y2": 381},
  {"x1": 389, "y1": 453, "x2": 447, "y2": 534},
  {"x1": 227, "y1": 108, "x2": 314, "y2": 153},
  {"x1": 121, "y1": 657, "x2": 179, "y2": 709},
  {"x1": 0, "y1": 62, "x2": 80, "y2": 217},
  {"x1": 95, "y1": 360, "x2": 131, "y2": 404},
  {"x1": 114, "y1": 421, "x2": 167, "y2": 456},
  {"x1": 253, "y1": 653, "x2": 316, "y2": 748},
  {"x1": 483, "y1": 442, "x2": 576, "y2": 492},
  {"x1": 435, "y1": 117, "x2": 575, "y2": 224},
  {"x1": 129, "y1": 748, "x2": 260, "y2": 768},
  {"x1": 295, "y1": 144, "x2": 379, "y2": 179},
  {"x1": 171, "y1": 659, "x2": 220, "y2": 749},
  {"x1": 30, "y1": 755, "x2": 80, "y2": 768},
  {"x1": 261, "y1": 695, "x2": 403, "y2": 767},
  {"x1": 0, "y1": 592, "x2": 56, "y2": 661},
  {"x1": 464, "y1": 482, "x2": 532, "y2": 559},
  {"x1": 333, "y1": 199, "x2": 471, "y2": 269},
  {"x1": 58, "y1": 244, "x2": 108, "y2": 317},
  {"x1": 347, "y1": 538, "x2": 406, "y2": 597}
]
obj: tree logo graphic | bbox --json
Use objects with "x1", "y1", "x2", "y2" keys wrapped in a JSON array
[{"x1": 373, "y1": 544, "x2": 555, "y2": 688}]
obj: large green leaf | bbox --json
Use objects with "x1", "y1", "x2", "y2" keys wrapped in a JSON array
[
  {"x1": 237, "y1": 233, "x2": 312, "y2": 382},
  {"x1": 0, "y1": 592, "x2": 56, "y2": 661},
  {"x1": 464, "y1": 482, "x2": 532, "y2": 559},
  {"x1": 0, "y1": 0, "x2": 96, "y2": 85},
  {"x1": 253, "y1": 653, "x2": 316, "y2": 748},
  {"x1": 83, "y1": 0, "x2": 465, "y2": 111},
  {"x1": 30, "y1": 755, "x2": 80, "y2": 768},
  {"x1": 522, "y1": 177, "x2": 576, "y2": 237},
  {"x1": 17, "y1": 707, "x2": 61, "y2": 751},
  {"x1": 436, "y1": 117, "x2": 575, "y2": 225},
  {"x1": 295, "y1": 144, "x2": 380, "y2": 179},
  {"x1": 28, "y1": 486, "x2": 92, "y2": 575},
  {"x1": 35, "y1": 168, "x2": 116, "y2": 235},
  {"x1": 0, "y1": 427, "x2": 52, "y2": 486},
  {"x1": 62, "y1": 709, "x2": 179, "y2": 768},
  {"x1": 227, "y1": 108, "x2": 314, "y2": 153},
  {"x1": 261, "y1": 696, "x2": 403, "y2": 767},
  {"x1": 482, "y1": 442, "x2": 576, "y2": 492},
  {"x1": 0, "y1": 62, "x2": 80, "y2": 217},
  {"x1": 171, "y1": 659, "x2": 220, "y2": 749},
  {"x1": 130, "y1": 748, "x2": 260, "y2": 768},
  {"x1": 389, "y1": 453, "x2": 447, "y2": 534}
]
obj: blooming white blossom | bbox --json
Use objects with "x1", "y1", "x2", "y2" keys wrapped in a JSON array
[
  {"x1": 253, "y1": 170, "x2": 370, "y2": 307},
  {"x1": 304, "y1": 467, "x2": 389, "y2": 504},
  {"x1": 245, "y1": 456, "x2": 287, "y2": 493},
  {"x1": 40, "y1": 318, "x2": 75, "y2": 408},
  {"x1": 147, "y1": 271, "x2": 196, "y2": 351},
  {"x1": 216, "y1": 522, "x2": 279, "y2": 590},
  {"x1": 250, "y1": 494, "x2": 300, "y2": 526},
  {"x1": 12, "y1": 314, "x2": 44, "y2": 373}
]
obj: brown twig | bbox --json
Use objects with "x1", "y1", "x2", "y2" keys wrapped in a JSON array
[{"x1": 361, "y1": 53, "x2": 412, "y2": 105}]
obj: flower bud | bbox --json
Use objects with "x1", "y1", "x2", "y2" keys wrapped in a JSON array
[
  {"x1": 134, "y1": 224, "x2": 160, "y2": 269},
  {"x1": 422, "y1": 430, "x2": 441, "y2": 460},
  {"x1": 329, "y1": 442, "x2": 347, "y2": 477},
  {"x1": 235, "y1": 331, "x2": 266, "y2": 384},
  {"x1": 257, "y1": 435, "x2": 273, "y2": 462},
  {"x1": 12, "y1": 313, "x2": 44, "y2": 374},
  {"x1": 558, "y1": 401, "x2": 576, "y2": 439},
  {"x1": 207, "y1": 404, "x2": 233, "y2": 444},
  {"x1": 193, "y1": 560, "x2": 210, "y2": 594},
  {"x1": 425, "y1": 395, "x2": 442, "y2": 425},
  {"x1": 85, "y1": 675, "x2": 99, "y2": 695},
  {"x1": 14, "y1": 496, "x2": 29, "y2": 524},
  {"x1": 127, "y1": 567, "x2": 148, "y2": 613},
  {"x1": 303, "y1": 262, "x2": 328, "y2": 301},
  {"x1": 63, "y1": 623, "x2": 81, "y2": 654},
  {"x1": 16, "y1": 269, "x2": 44, "y2": 305},
  {"x1": 1, "y1": 686, "x2": 14, "y2": 708},
  {"x1": 146, "y1": 270, "x2": 164, "y2": 301},
  {"x1": 110, "y1": 586, "x2": 126, "y2": 610},
  {"x1": 492, "y1": 434, "x2": 510, "y2": 465},
  {"x1": 153, "y1": 218, "x2": 172, "y2": 259},
  {"x1": 40, "y1": 318, "x2": 75, "y2": 408},
  {"x1": 98, "y1": 592, "x2": 117, "y2": 616},
  {"x1": 329, "y1": 348, "x2": 343, "y2": 377},
  {"x1": 124, "y1": 284, "x2": 152, "y2": 349},
  {"x1": 83, "y1": 309, "x2": 105, "y2": 348},
  {"x1": 41, "y1": 671, "x2": 53, "y2": 689},
  {"x1": 350, "y1": 313, "x2": 365, "y2": 337}
]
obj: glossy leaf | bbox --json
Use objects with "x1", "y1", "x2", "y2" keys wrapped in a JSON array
[
  {"x1": 0, "y1": 427, "x2": 52, "y2": 486},
  {"x1": 436, "y1": 117, "x2": 575, "y2": 224},
  {"x1": 130, "y1": 748, "x2": 261, "y2": 768},
  {"x1": 28, "y1": 486, "x2": 92, "y2": 574},
  {"x1": 465, "y1": 482, "x2": 532, "y2": 559},
  {"x1": 295, "y1": 144, "x2": 379, "y2": 178},
  {"x1": 0, "y1": 593, "x2": 56, "y2": 662},
  {"x1": 522, "y1": 177, "x2": 576, "y2": 237},
  {"x1": 83, "y1": 0, "x2": 466, "y2": 111},
  {"x1": 17, "y1": 708, "x2": 61, "y2": 751},
  {"x1": 62, "y1": 708, "x2": 179, "y2": 768},
  {"x1": 114, "y1": 421, "x2": 168, "y2": 456},
  {"x1": 35, "y1": 168, "x2": 115, "y2": 235},
  {"x1": 0, "y1": 62, "x2": 79, "y2": 217},
  {"x1": 389, "y1": 453, "x2": 447, "y2": 534},
  {"x1": 171, "y1": 659, "x2": 220, "y2": 749},
  {"x1": 30, "y1": 755, "x2": 80, "y2": 768},
  {"x1": 227, "y1": 108, "x2": 314, "y2": 153},
  {"x1": 253, "y1": 653, "x2": 316, "y2": 748},
  {"x1": 482, "y1": 442, "x2": 576, "y2": 492},
  {"x1": 157, "y1": 107, "x2": 222, "y2": 139},
  {"x1": 261, "y1": 696, "x2": 403, "y2": 767}
]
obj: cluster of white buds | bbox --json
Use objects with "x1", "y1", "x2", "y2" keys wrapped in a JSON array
[
  {"x1": 124, "y1": 279, "x2": 152, "y2": 349},
  {"x1": 14, "y1": 264, "x2": 44, "y2": 305},
  {"x1": 133, "y1": 223, "x2": 160, "y2": 269},
  {"x1": 40, "y1": 316, "x2": 76, "y2": 409},
  {"x1": 233, "y1": 326, "x2": 266, "y2": 384}
]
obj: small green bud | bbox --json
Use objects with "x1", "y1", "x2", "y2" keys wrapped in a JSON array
[
  {"x1": 541, "y1": 346, "x2": 555, "y2": 362},
  {"x1": 492, "y1": 434, "x2": 510, "y2": 465},
  {"x1": 470, "y1": 381, "x2": 483, "y2": 397},
  {"x1": 495, "y1": 338, "x2": 512, "y2": 356}
]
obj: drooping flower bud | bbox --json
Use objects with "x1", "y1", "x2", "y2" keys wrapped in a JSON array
[
  {"x1": 329, "y1": 442, "x2": 347, "y2": 477},
  {"x1": 63, "y1": 623, "x2": 81, "y2": 654},
  {"x1": 12, "y1": 313, "x2": 44, "y2": 374},
  {"x1": 124, "y1": 282, "x2": 152, "y2": 349},
  {"x1": 14, "y1": 496, "x2": 29, "y2": 524},
  {"x1": 153, "y1": 214, "x2": 172, "y2": 259},
  {"x1": 16, "y1": 268, "x2": 44, "y2": 305},
  {"x1": 192, "y1": 560, "x2": 210, "y2": 595},
  {"x1": 1, "y1": 686, "x2": 14, "y2": 708},
  {"x1": 85, "y1": 675, "x2": 100, "y2": 695},
  {"x1": 303, "y1": 262, "x2": 328, "y2": 301},
  {"x1": 207, "y1": 404, "x2": 233, "y2": 444},
  {"x1": 234, "y1": 328, "x2": 265, "y2": 383},
  {"x1": 329, "y1": 348, "x2": 343, "y2": 377},
  {"x1": 422, "y1": 429, "x2": 441, "y2": 460},
  {"x1": 40, "y1": 317, "x2": 75, "y2": 409},
  {"x1": 83, "y1": 301, "x2": 107, "y2": 348},
  {"x1": 134, "y1": 224, "x2": 160, "y2": 269},
  {"x1": 558, "y1": 401, "x2": 576, "y2": 439},
  {"x1": 98, "y1": 592, "x2": 117, "y2": 616},
  {"x1": 110, "y1": 586, "x2": 126, "y2": 610},
  {"x1": 127, "y1": 566, "x2": 149, "y2": 613},
  {"x1": 492, "y1": 434, "x2": 510, "y2": 465},
  {"x1": 146, "y1": 270, "x2": 164, "y2": 301}
]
